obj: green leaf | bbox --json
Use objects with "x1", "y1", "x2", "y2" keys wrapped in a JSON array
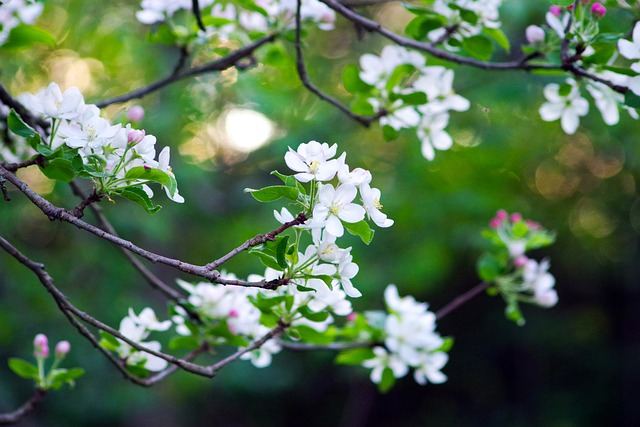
[
  {"x1": 397, "y1": 91, "x2": 427, "y2": 106},
  {"x1": 527, "y1": 232, "x2": 556, "y2": 250},
  {"x1": 295, "y1": 325, "x2": 334, "y2": 344},
  {"x1": 549, "y1": 0, "x2": 573, "y2": 6},
  {"x1": 47, "y1": 368, "x2": 85, "y2": 390},
  {"x1": 350, "y1": 96, "x2": 376, "y2": 116},
  {"x1": 583, "y1": 43, "x2": 616, "y2": 65},
  {"x1": 435, "y1": 336, "x2": 455, "y2": 353},
  {"x1": 476, "y1": 253, "x2": 502, "y2": 282},
  {"x1": 35, "y1": 144, "x2": 55, "y2": 157},
  {"x1": 124, "y1": 166, "x2": 176, "y2": 196},
  {"x1": 39, "y1": 158, "x2": 77, "y2": 182},
  {"x1": 405, "y1": 16, "x2": 443, "y2": 41},
  {"x1": 625, "y1": 91, "x2": 640, "y2": 109},
  {"x1": 335, "y1": 348, "x2": 375, "y2": 365},
  {"x1": 297, "y1": 306, "x2": 330, "y2": 323},
  {"x1": 343, "y1": 64, "x2": 373, "y2": 94},
  {"x1": 147, "y1": 23, "x2": 177, "y2": 45},
  {"x1": 260, "y1": 312, "x2": 280, "y2": 328},
  {"x1": 512, "y1": 221, "x2": 528, "y2": 238},
  {"x1": 99, "y1": 331, "x2": 121, "y2": 351},
  {"x1": 7, "y1": 109, "x2": 36, "y2": 138},
  {"x1": 8, "y1": 358, "x2": 39, "y2": 380},
  {"x1": 462, "y1": 35, "x2": 494, "y2": 61},
  {"x1": 381, "y1": 125, "x2": 399, "y2": 142},
  {"x1": 378, "y1": 367, "x2": 396, "y2": 393},
  {"x1": 118, "y1": 186, "x2": 162, "y2": 214},
  {"x1": 403, "y1": 4, "x2": 439, "y2": 16},
  {"x1": 249, "y1": 249, "x2": 284, "y2": 271},
  {"x1": 1, "y1": 24, "x2": 56, "y2": 50},
  {"x1": 505, "y1": 300, "x2": 526, "y2": 326},
  {"x1": 385, "y1": 63, "x2": 417, "y2": 92},
  {"x1": 207, "y1": 322, "x2": 249, "y2": 347},
  {"x1": 275, "y1": 235, "x2": 290, "y2": 269},
  {"x1": 244, "y1": 185, "x2": 299, "y2": 202},
  {"x1": 558, "y1": 82, "x2": 573, "y2": 97},
  {"x1": 343, "y1": 220, "x2": 375, "y2": 245},
  {"x1": 482, "y1": 27, "x2": 510, "y2": 52}
]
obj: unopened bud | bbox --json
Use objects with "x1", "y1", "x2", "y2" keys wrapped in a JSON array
[
  {"x1": 549, "y1": 5, "x2": 562, "y2": 17},
  {"x1": 55, "y1": 340, "x2": 70, "y2": 358},
  {"x1": 126, "y1": 106, "x2": 145, "y2": 122},
  {"x1": 591, "y1": 2, "x2": 606, "y2": 17},
  {"x1": 346, "y1": 313, "x2": 356, "y2": 322},
  {"x1": 34, "y1": 334, "x2": 49, "y2": 358},
  {"x1": 510, "y1": 212, "x2": 523, "y2": 223},
  {"x1": 514, "y1": 255, "x2": 528, "y2": 268},
  {"x1": 525, "y1": 25, "x2": 545, "y2": 44},
  {"x1": 127, "y1": 129, "x2": 146, "y2": 145},
  {"x1": 229, "y1": 309, "x2": 239, "y2": 318}
]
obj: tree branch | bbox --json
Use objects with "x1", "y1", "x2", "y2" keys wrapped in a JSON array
[
  {"x1": 319, "y1": 0, "x2": 629, "y2": 94},
  {"x1": 0, "y1": 389, "x2": 46, "y2": 425},
  {"x1": 95, "y1": 35, "x2": 276, "y2": 108},
  {"x1": 435, "y1": 281, "x2": 489, "y2": 320},
  {"x1": 0, "y1": 164, "x2": 283, "y2": 290},
  {"x1": 294, "y1": 0, "x2": 383, "y2": 127}
]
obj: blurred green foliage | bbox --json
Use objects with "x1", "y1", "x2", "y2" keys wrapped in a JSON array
[{"x1": 1, "y1": 1, "x2": 640, "y2": 426}]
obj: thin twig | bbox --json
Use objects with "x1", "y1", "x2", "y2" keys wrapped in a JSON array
[
  {"x1": 0, "y1": 84, "x2": 49, "y2": 130},
  {"x1": 0, "y1": 234, "x2": 289, "y2": 381},
  {"x1": 294, "y1": 0, "x2": 384, "y2": 127},
  {"x1": 0, "y1": 389, "x2": 47, "y2": 425},
  {"x1": 279, "y1": 340, "x2": 376, "y2": 351},
  {"x1": 319, "y1": 0, "x2": 629, "y2": 94},
  {"x1": 0, "y1": 164, "x2": 283, "y2": 290},
  {"x1": 96, "y1": 35, "x2": 276, "y2": 108},
  {"x1": 191, "y1": 0, "x2": 206, "y2": 32},
  {"x1": 435, "y1": 282, "x2": 489, "y2": 320}
]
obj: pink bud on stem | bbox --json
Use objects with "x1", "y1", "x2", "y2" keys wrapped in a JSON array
[
  {"x1": 33, "y1": 334, "x2": 49, "y2": 358},
  {"x1": 591, "y1": 3, "x2": 606, "y2": 17},
  {"x1": 549, "y1": 5, "x2": 562, "y2": 17},
  {"x1": 126, "y1": 106, "x2": 145, "y2": 122},
  {"x1": 55, "y1": 341, "x2": 71, "y2": 358}
]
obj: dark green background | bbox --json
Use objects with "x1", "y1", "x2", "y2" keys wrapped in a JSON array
[{"x1": 1, "y1": 1, "x2": 639, "y2": 426}]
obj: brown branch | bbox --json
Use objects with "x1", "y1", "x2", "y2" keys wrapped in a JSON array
[
  {"x1": 0, "y1": 156, "x2": 42, "y2": 173},
  {"x1": 0, "y1": 164, "x2": 282, "y2": 290},
  {"x1": 68, "y1": 181, "x2": 188, "y2": 303},
  {"x1": 435, "y1": 281, "x2": 489, "y2": 320},
  {"x1": 319, "y1": 0, "x2": 629, "y2": 94},
  {"x1": 205, "y1": 212, "x2": 308, "y2": 270},
  {"x1": 294, "y1": 0, "x2": 384, "y2": 127},
  {"x1": 0, "y1": 234, "x2": 288, "y2": 382},
  {"x1": 0, "y1": 389, "x2": 47, "y2": 425},
  {"x1": 95, "y1": 35, "x2": 276, "y2": 108},
  {"x1": 0, "y1": 176, "x2": 9, "y2": 201}
]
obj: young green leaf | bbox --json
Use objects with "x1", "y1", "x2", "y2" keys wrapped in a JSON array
[
  {"x1": 343, "y1": 220, "x2": 375, "y2": 245},
  {"x1": 8, "y1": 358, "x2": 39, "y2": 380},
  {"x1": 244, "y1": 185, "x2": 299, "y2": 202},
  {"x1": 343, "y1": 64, "x2": 373, "y2": 94},
  {"x1": 118, "y1": 186, "x2": 162, "y2": 214},
  {"x1": 335, "y1": 348, "x2": 375, "y2": 365},
  {"x1": 39, "y1": 158, "x2": 77, "y2": 182}
]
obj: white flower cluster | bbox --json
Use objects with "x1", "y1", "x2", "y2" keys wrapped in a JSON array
[
  {"x1": 362, "y1": 285, "x2": 448, "y2": 386},
  {"x1": 115, "y1": 307, "x2": 172, "y2": 371},
  {"x1": 359, "y1": 45, "x2": 470, "y2": 160},
  {"x1": 539, "y1": 76, "x2": 638, "y2": 135},
  {"x1": 489, "y1": 210, "x2": 558, "y2": 309},
  {"x1": 283, "y1": 140, "x2": 393, "y2": 296},
  {"x1": 18, "y1": 82, "x2": 184, "y2": 202},
  {"x1": 429, "y1": 0, "x2": 502, "y2": 45},
  {"x1": 136, "y1": 0, "x2": 335, "y2": 39},
  {"x1": 0, "y1": 0, "x2": 43, "y2": 46},
  {"x1": 618, "y1": 22, "x2": 640, "y2": 97}
]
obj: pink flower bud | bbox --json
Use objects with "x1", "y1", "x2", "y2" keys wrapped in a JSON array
[
  {"x1": 126, "y1": 106, "x2": 145, "y2": 122},
  {"x1": 489, "y1": 218, "x2": 501, "y2": 229},
  {"x1": 495, "y1": 210, "x2": 508, "y2": 221},
  {"x1": 525, "y1": 25, "x2": 545, "y2": 44},
  {"x1": 143, "y1": 164, "x2": 152, "y2": 169},
  {"x1": 34, "y1": 334, "x2": 49, "y2": 358},
  {"x1": 55, "y1": 341, "x2": 70, "y2": 358},
  {"x1": 346, "y1": 313, "x2": 356, "y2": 322},
  {"x1": 510, "y1": 213, "x2": 523, "y2": 223},
  {"x1": 127, "y1": 128, "x2": 146, "y2": 145},
  {"x1": 591, "y1": 3, "x2": 606, "y2": 17},
  {"x1": 567, "y1": 4, "x2": 574, "y2": 10},
  {"x1": 514, "y1": 255, "x2": 528, "y2": 268},
  {"x1": 549, "y1": 5, "x2": 562, "y2": 16},
  {"x1": 229, "y1": 309, "x2": 239, "y2": 318}
]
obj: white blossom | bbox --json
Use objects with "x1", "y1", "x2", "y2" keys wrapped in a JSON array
[{"x1": 539, "y1": 79, "x2": 589, "y2": 134}]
